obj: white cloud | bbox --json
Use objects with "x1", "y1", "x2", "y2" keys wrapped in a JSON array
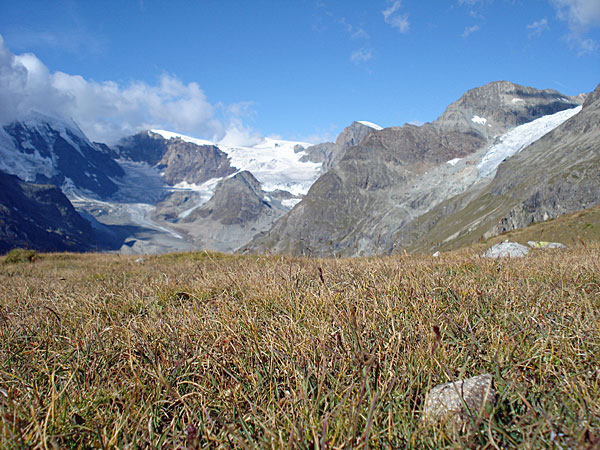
[
  {"x1": 551, "y1": 0, "x2": 600, "y2": 52},
  {"x1": 0, "y1": 35, "x2": 257, "y2": 144},
  {"x1": 527, "y1": 18, "x2": 549, "y2": 37},
  {"x1": 551, "y1": 0, "x2": 600, "y2": 30},
  {"x1": 350, "y1": 47, "x2": 373, "y2": 64},
  {"x1": 382, "y1": 1, "x2": 410, "y2": 33},
  {"x1": 461, "y1": 24, "x2": 481, "y2": 37}
]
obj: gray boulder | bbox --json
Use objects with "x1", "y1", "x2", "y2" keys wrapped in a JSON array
[{"x1": 483, "y1": 241, "x2": 530, "y2": 258}]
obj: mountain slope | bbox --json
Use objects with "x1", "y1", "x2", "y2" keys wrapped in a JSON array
[
  {"x1": 402, "y1": 82, "x2": 600, "y2": 253},
  {"x1": 157, "y1": 171, "x2": 288, "y2": 252},
  {"x1": 247, "y1": 81, "x2": 583, "y2": 256},
  {"x1": 0, "y1": 112, "x2": 124, "y2": 197},
  {"x1": 0, "y1": 170, "x2": 95, "y2": 253}
]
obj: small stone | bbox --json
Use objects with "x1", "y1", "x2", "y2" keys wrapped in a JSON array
[
  {"x1": 423, "y1": 373, "x2": 496, "y2": 431},
  {"x1": 527, "y1": 241, "x2": 567, "y2": 249}
]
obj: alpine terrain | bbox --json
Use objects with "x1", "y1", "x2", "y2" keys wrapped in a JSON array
[
  {"x1": 0, "y1": 81, "x2": 597, "y2": 255},
  {"x1": 247, "y1": 81, "x2": 591, "y2": 256}
]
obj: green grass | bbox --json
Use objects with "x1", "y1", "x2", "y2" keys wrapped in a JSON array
[{"x1": 1, "y1": 245, "x2": 599, "y2": 448}]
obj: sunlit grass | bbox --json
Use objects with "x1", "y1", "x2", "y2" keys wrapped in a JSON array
[{"x1": 1, "y1": 244, "x2": 599, "y2": 448}]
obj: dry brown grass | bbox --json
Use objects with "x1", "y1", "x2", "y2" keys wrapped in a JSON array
[{"x1": 0, "y1": 245, "x2": 599, "y2": 449}]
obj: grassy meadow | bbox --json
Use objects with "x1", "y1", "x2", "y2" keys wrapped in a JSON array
[{"x1": 1, "y1": 243, "x2": 599, "y2": 449}]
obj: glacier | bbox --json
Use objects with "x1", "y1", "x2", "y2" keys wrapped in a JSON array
[{"x1": 477, "y1": 106, "x2": 582, "y2": 178}]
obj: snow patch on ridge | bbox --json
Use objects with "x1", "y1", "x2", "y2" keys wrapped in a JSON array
[
  {"x1": 151, "y1": 129, "x2": 213, "y2": 147},
  {"x1": 477, "y1": 106, "x2": 582, "y2": 178},
  {"x1": 357, "y1": 121, "x2": 383, "y2": 130}
]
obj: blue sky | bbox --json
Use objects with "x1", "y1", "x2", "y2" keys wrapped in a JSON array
[{"x1": 1, "y1": 0, "x2": 599, "y2": 144}]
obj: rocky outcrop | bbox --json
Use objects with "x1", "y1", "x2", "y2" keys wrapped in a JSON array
[
  {"x1": 300, "y1": 121, "x2": 377, "y2": 171},
  {"x1": 115, "y1": 131, "x2": 235, "y2": 185},
  {"x1": 162, "y1": 171, "x2": 288, "y2": 252},
  {"x1": 0, "y1": 170, "x2": 95, "y2": 253},
  {"x1": 249, "y1": 81, "x2": 584, "y2": 256}
]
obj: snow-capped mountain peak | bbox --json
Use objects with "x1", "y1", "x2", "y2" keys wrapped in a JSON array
[{"x1": 150, "y1": 129, "x2": 321, "y2": 196}]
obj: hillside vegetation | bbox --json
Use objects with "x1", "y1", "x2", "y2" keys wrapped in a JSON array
[{"x1": 1, "y1": 244, "x2": 599, "y2": 448}]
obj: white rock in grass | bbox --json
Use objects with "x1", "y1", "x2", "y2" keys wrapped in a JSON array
[
  {"x1": 423, "y1": 373, "x2": 496, "y2": 430},
  {"x1": 483, "y1": 242, "x2": 529, "y2": 258}
]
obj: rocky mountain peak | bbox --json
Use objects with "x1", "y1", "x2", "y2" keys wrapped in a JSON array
[
  {"x1": 435, "y1": 81, "x2": 583, "y2": 139},
  {"x1": 335, "y1": 121, "x2": 377, "y2": 148},
  {"x1": 583, "y1": 82, "x2": 600, "y2": 108},
  {"x1": 183, "y1": 171, "x2": 268, "y2": 225},
  {"x1": 299, "y1": 120, "x2": 377, "y2": 171}
]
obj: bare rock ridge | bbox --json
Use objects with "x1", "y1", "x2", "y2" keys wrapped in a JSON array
[
  {"x1": 247, "y1": 81, "x2": 585, "y2": 256},
  {"x1": 300, "y1": 121, "x2": 378, "y2": 171},
  {"x1": 435, "y1": 80, "x2": 583, "y2": 138}
]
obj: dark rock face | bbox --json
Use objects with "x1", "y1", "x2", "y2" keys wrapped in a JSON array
[
  {"x1": 2, "y1": 115, "x2": 124, "y2": 197},
  {"x1": 249, "y1": 81, "x2": 587, "y2": 256},
  {"x1": 0, "y1": 170, "x2": 95, "y2": 253},
  {"x1": 113, "y1": 131, "x2": 168, "y2": 165},
  {"x1": 115, "y1": 131, "x2": 235, "y2": 185}
]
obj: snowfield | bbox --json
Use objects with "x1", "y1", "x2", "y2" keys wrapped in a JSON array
[
  {"x1": 357, "y1": 121, "x2": 384, "y2": 130},
  {"x1": 477, "y1": 106, "x2": 582, "y2": 178},
  {"x1": 151, "y1": 130, "x2": 322, "y2": 196}
]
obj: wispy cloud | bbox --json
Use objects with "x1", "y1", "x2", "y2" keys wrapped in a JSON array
[
  {"x1": 0, "y1": 35, "x2": 256, "y2": 144},
  {"x1": 340, "y1": 18, "x2": 370, "y2": 39},
  {"x1": 527, "y1": 18, "x2": 549, "y2": 38},
  {"x1": 461, "y1": 24, "x2": 481, "y2": 37},
  {"x1": 382, "y1": 1, "x2": 410, "y2": 33},
  {"x1": 551, "y1": 0, "x2": 600, "y2": 53},
  {"x1": 350, "y1": 47, "x2": 373, "y2": 64}
]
